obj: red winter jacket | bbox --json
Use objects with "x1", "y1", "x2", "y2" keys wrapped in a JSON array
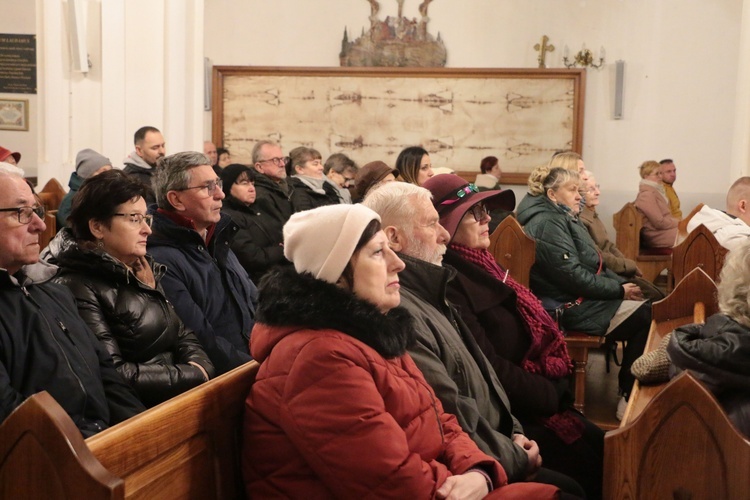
[{"x1": 241, "y1": 268, "x2": 505, "y2": 499}]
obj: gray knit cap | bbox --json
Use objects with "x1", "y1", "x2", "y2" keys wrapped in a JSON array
[{"x1": 76, "y1": 149, "x2": 112, "y2": 179}]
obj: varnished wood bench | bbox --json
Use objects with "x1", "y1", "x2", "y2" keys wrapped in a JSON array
[
  {"x1": 670, "y1": 223, "x2": 727, "y2": 287},
  {"x1": 618, "y1": 268, "x2": 718, "y2": 426},
  {"x1": 613, "y1": 202, "x2": 672, "y2": 283},
  {"x1": 604, "y1": 371, "x2": 750, "y2": 499},
  {"x1": 0, "y1": 360, "x2": 259, "y2": 499}
]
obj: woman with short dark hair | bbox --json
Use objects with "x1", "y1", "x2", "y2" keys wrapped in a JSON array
[
  {"x1": 219, "y1": 163, "x2": 288, "y2": 283},
  {"x1": 44, "y1": 169, "x2": 214, "y2": 407}
]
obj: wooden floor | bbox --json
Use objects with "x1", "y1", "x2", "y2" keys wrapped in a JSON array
[{"x1": 580, "y1": 346, "x2": 622, "y2": 431}]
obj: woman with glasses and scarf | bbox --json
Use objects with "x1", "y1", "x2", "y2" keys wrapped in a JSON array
[
  {"x1": 423, "y1": 174, "x2": 604, "y2": 499},
  {"x1": 287, "y1": 146, "x2": 341, "y2": 212},
  {"x1": 516, "y1": 166, "x2": 651, "y2": 421},
  {"x1": 43, "y1": 170, "x2": 214, "y2": 407}
]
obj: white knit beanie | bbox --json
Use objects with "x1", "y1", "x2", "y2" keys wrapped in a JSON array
[{"x1": 283, "y1": 204, "x2": 381, "y2": 283}]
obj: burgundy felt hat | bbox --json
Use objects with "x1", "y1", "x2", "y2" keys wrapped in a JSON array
[
  {"x1": 422, "y1": 174, "x2": 515, "y2": 239},
  {"x1": 0, "y1": 146, "x2": 21, "y2": 164}
]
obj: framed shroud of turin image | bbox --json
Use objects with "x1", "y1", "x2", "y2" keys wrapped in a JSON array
[{"x1": 212, "y1": 66, "x2": 585, "y2": 185}]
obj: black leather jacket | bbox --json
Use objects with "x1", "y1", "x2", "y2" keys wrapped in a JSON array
[{"x1": 46, "y1": 229, "x2": 215, "y2": 407}]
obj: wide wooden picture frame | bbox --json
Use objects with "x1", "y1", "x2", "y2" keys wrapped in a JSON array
[{"x1": 212, "y1": 66, "x2": 585, "y2": 185}]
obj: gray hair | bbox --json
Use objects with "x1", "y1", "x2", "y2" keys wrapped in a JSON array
[
  {"x1": 0, "y1": 162, "x2": 24, "y2": 176},
  {"x1": 324, "y1": 153, "x2": 358, "y2": 175},
  {"x1": 718, "y1": 239, "x2": 750, "y2": 328},
  {"x1": 527, "y1": 166, "x2": 579, "y2": 196},
  {"x1": 251, "y1": 140, "x2": 278, "y2": 164},
  {"x1": 153, "y1": 151, "x2": 211, "y2": 210},
  {"x1": 361, "y1": 181, "x2": 432, "y2": 230}
]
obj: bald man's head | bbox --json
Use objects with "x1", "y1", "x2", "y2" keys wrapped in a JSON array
[{"x1": 726, "y1": 176, "x2": 750, "y2": 226}]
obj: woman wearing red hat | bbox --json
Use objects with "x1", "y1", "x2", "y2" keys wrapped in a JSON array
[{"x1": 423, "y1": 173, "x2": 604, "y2": 500}]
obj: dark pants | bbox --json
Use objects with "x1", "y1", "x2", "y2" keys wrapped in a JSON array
[
  {"x1": 522, "y1": 412, "x2": 604, "y2": 500},
  {"x1": 532, "y1": 467, "x2": 587, "y2": 499},
  {"x1": 606, "y1": 301, "x2": 652, "y2": 395}
]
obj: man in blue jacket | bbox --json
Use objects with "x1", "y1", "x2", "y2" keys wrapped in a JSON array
[
  {"x1": 0, "y1": 170, "x2": 145, "y2": 436},
  {"x1": 148, "y1": 151, "x2": 257, "y2": 374}
]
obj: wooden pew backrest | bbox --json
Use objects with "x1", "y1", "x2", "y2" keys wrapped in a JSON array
[
  {"x1": 613, "y1": 202, "x2": 671, "y2": 283},
  {"x1": 488, "y1": 216, "x2": 535, "y2": 288},
  {"x1": 604, "y1": 372, "x2": 750, "y2": 499},
  {"x1": 39, "y1": 178, "x2": 66, "y2": 212},
  {"x1": 675, "y1": 202, "x2": 705, "y2": 245},
  {"x1": 0, "y1": 360, "x2": 259, "y2": 499},
  {"x1": 670, "y1": 223, "x2": 727, "y2": 286}
]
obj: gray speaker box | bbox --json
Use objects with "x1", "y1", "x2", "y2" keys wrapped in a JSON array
[{"x1": 614, "y1": 60, "x2": 625, "y2": 120}]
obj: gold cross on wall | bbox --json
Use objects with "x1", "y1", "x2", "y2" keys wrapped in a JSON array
[{"x1": 534, "y1": 35, "x2": 555, "y2": 68}]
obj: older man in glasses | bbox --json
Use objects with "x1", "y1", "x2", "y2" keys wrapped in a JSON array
[
  {"x1": 252, "y1": 141, "x2": 293, "y2": 223},
  {"x1": 147, "y1": 151, "x2": 257, "y2": 375},
  {"x1": 0, "y1": 169, "x2": 145, "y2": 436}
]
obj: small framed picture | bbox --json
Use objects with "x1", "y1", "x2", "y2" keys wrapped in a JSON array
[{"x1": 0, "y1": 99, "x2": 29, "y2": 131}]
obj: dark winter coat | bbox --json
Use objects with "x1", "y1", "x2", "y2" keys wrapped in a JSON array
[
  {"x1": 221, "y1": 194, "x2": 288, "y2": 284},
  {"x1": 56, "y1": 172, "x2": 83, "y2": 229},
  {"x1": 516, "y1": 194, "x2": 624, "y2": 335},
  {"x1": 253, "y1": 173, "x2": 292, "y2": 230},
  {"x1": 243, "y1": 266, "x2": 506, "y2": 498},
  {"x1": 443, "y1": 249, "x2": 570, "y2": 418},
  {"x1": 146, "y1": 209, "x2": 257, "y2": 374},
  {"x1": 287, "y1": 176, "x2": 341, "y2": 213},
  {"x1": 668, "y1": 313, "x2": 750, "y2": 437},
  {"x1": 123, "y1": 154, "x2": 156, "y2": 204},
  {"x1": 0, "y1": 262, "x2": 145, "y2": 437},
  {"x1": 396, "y1": 253, "x2": 529, "y2": 481},
  {"x1": 46, "y1": 229, "x2": 215, "y2": 407}
]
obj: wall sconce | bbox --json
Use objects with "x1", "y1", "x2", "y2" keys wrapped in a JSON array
[{"x1": 563, "y1": 46, "x2": 605, "y2": 69}]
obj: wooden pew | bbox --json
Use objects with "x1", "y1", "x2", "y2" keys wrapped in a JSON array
[
  {"x1": 604, "y1": 371, "x2": 750, "y2": 499},
  {"x1": 613, "y1": 202, "x2": 671, "y2": 283},
  {"x1": 619, "y1": 267, "x2": 718, "y2": 426},
  {"x1": 0, "y1": 360, "x2": 259, "y2": 499},
  {"x1": 488, "y1": 215, "x2": 605, "y2": 414},
  {"x1": 488, "y1": 215, "x2": 535, "y2": 289},
  {"x1": 38, "y1": 177, "x2": 66, "y2": 212},
  {"x1": 670, "y1": 223, "x2": 727, "y2": 286},
  {"x1": 674, "y1": 202, "x2": 705, "y2": 246}
]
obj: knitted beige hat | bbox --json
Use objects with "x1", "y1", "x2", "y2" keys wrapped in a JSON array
[{"x1": 283, "y1": 204, "x2": 381, "y2": 283}]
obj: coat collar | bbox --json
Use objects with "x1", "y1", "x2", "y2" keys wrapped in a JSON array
[
  {"x1": 253, "y1": 266, "x2": 415, "y2": 360},
  {"x1": 397, "y1": 253, "x2": 456, "y2": 312}
]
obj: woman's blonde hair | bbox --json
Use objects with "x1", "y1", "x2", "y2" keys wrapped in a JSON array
[
  {"x1": 718, "y1": 240, "x2": 750, "y2": 328},
  {"x1": 638, "y1": 160, "x2": 661, "y2": 179},
  {"x1": 548, "y1": 151, "x2": 582, "y2": 172},
  {"x1": 528, "y1": 165, "x2": 579, "y2": 196}
]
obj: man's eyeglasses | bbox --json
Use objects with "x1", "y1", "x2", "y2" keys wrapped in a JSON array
[
  {"x1": 439, "y1": 183, "x2": 479, "y2": 206},
  {"x1": 468, "y1": 203, "x2": 489, "y2": 222},
  {"x1": 178, "y1": 178, "x2": 223, "y2": 196},
  {"x1": 257, "y1": 156, "x2": 289, "y2": 167},
  {"x1": 0, "y1": 205, "x2": 45, "y2": 224},
  {"x1": 113, "y1": 213, "x2": 153, "y2": 227}
]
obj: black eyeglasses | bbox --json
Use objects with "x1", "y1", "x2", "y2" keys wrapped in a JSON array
[
  {"x1": 113, "y1": 213, "x2": 153, "y2": 227},
  {"x1": 0, "y1": 205, "x2": 45, "y2": 224},
  {"x1": 469, "y1": 203, "x2": 489, "y2": 222},
  {"x1": 178, "y1": 178, "x2": 223, "y2": 196},
  {"x1": 257, "y1": 156, "x2": 289, "y2": 166},
  {"x1": 438, "y1": 183, "x2": 479, "y2": 206}
]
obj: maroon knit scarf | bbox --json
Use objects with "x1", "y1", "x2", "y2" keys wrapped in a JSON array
[{"x1": 450, "y1": 243, "x2": 584, "y2": 444}]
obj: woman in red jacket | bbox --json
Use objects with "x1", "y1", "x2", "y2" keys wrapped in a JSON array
[{"x1": 241, "y1": 204, "x2": 559, "y2": 499}]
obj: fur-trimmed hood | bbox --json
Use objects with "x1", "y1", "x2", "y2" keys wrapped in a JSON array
[{"x1": 253, "y1": 266, "x2": 415, "y2": 360}]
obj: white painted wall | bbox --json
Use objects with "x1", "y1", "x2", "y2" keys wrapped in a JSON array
[
  {"x1": 204, "y1": 0, "x2": 746, "y2": 233},
  {"x1": 0, "y1": 0, "x2": 38, "y2": 175},
  {"x1": 3, "y1": 0, "x2": 748, "y2": 237}
]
